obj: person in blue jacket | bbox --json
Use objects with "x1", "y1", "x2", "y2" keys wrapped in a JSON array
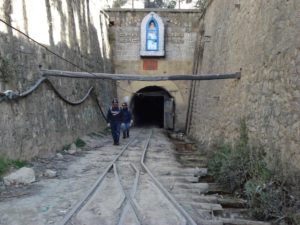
[
  {"x1": 107, "y1": 98, "x2": 123, "y2": 145},
  {"x1": 121, "y1": 102, "x2": 132, "y2": 138}
]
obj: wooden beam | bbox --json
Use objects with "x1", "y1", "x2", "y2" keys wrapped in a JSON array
[{"x1": 41, "y1": 69, "x2": 241, "y2": 81}]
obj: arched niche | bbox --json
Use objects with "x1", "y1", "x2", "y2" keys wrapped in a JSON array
[{"x1": 140, "y1": 12, "x2": 165, "y2": 57}]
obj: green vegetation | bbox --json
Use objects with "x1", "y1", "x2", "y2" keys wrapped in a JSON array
[
  {"x1": 208, "y1": 119, "x2": 299, "y2": 224},
  {"x1": 75, "y1": 138, "x2": 86, "y2": 148},
  {"x1": 62, "y1": 144, "x2": 71, "y2": 151},
  {"x1": 0, "y1": 156, "x2": 27, "y2": 176}
]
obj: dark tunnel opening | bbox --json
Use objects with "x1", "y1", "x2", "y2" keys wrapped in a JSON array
[{"x1": 131, "y1": 86, "x2": 172, "y2": 128}]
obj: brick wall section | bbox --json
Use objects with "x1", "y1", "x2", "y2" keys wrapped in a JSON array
[
  {"x1": 0, "y1": 0, "x2": 115, "y2": 159},
  {"x1": 188, "y1": 0, "x2": 300, "y2": 168}
]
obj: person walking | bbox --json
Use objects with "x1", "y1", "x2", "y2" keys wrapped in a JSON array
[
  {"x1": 107, "y1": 98, "x2": 123, "y2": 145},
  {"x1": 121, "y1": 102, "x2": 132, "y2": 138}
]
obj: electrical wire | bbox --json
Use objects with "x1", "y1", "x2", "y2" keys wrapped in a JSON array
[{"x1": 0, "y1": 18, "x2": 94, "y2": 75}]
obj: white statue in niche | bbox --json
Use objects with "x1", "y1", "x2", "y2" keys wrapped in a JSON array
[
  {"x1": 147, "y1": 21, "x2": 158, "y2": 50},
  {"x1": 140, "y1": 12, "x2": 165, "y2": 57}
]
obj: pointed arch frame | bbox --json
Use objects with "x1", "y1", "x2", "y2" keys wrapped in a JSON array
[{"x1": 140, "y1": 12, "x2": 165, "y2": 57}]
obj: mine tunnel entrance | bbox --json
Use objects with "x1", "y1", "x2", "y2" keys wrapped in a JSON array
[{"x1": 131, "y1": 86, "x2": 174, "y2": 129}]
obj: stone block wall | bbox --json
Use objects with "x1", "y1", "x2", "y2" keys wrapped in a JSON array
[
  {"x1": 106, "y1": 9, "x2": 202, "y2": 130},
  {"x1": 188, "y1": 0, "x2": 300, "y2": 168},
  {"x1": 0, "y1": 0, "x2": 115, "y2": 159}
]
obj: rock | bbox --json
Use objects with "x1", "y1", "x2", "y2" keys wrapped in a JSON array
[
  {"x1": 56, "y1": 153, "x2": 64, "y2": 159},
  {"x1": 44, "y1": 169, "x2": 57, "y2": 178},
  {"x1": 194, "y1": 167, "x2": 208, "y2": 177},
  {"x1": 70, "y1": 143, "x2": 77, "y2": 150},
  {"x1": 67, "y1": 144, "x2": 77, "y2": 154},
  {"x1": 67, "y1": 149, "x2": 76, "y2": 155},
  {"x1": 3, "y1": 167, "x2": 35, "y2": 186}
]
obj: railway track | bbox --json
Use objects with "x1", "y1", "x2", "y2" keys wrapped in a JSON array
[
  {"x1": 57, "y1": 129, "x2": 197, "y2": 225},
  {"x1": 0, "y1": 129, "x2": 274, "y2": 225}
]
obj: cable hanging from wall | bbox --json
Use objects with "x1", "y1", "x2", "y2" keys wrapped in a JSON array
[{"x1": 0, "y1": 17, "x2": 140, "y2": 122}]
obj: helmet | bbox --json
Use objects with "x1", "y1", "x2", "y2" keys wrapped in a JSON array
[
  {"x1": 112, "y1": 98, "x2": 118, "y2": 103},
  {"x1": 122, "y1": 102, "x2": 128, "y2": 107}
]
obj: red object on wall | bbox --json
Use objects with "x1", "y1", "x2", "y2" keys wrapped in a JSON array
[{"x1": 143, "y1": 59, "x2": 158, "y2": 70}]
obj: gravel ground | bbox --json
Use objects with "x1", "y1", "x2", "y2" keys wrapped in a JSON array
[
  {"x1": 0, "y1": 128, "x2": 259, "y2": 225},
  {"x1": 0, "y1": 130, "x2": 127, "y2": 225},
  {"x1": 0, "y1": 128, "x2": 188, "y2": 225}
]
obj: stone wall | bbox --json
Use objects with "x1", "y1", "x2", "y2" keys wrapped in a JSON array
[
  {"x1": 0, "y1": 0, "x2": 115, "y2": 159},
  {"x1": 106, "y1": 9, "x2": 202, "y2": 131},
  {"x1": 188, "y1": 0, "x2": 300, "y2": 168}
]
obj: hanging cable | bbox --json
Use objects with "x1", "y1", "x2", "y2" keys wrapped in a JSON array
[
  {"x1": 0, "y1": 18, "x2": 95, "y2": 75},
  {"x1": 0, "y1": 76, "x2": 107, "y2": 120},
  {"x1": 0, "y1": 18, "x2": 139, "y2": 96},
  {"x1": 0, "y1": 17, "x2": 124, "y2": 120}
]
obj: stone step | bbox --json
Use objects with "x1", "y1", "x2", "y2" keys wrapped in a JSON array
[
  {"x1": 152, "y1": 166, "x2": 203, "y2": 175},
  {"x1": 214, "y1": 208, "x2": 251, "y2": 220},
  {"x1": 194, "y1": 219, "x2": 223, "y2": 225},
  {"x1": 172, "y1": 151, "x2": 206, "y2": 156},
  {"x1": 176, "y1": 155, "x2": 208, "y2": 162},
  {"x1": 158, "y1": 175, "x2": 199, "y2": 184},
  {"x1": 181, "y1": 204, "x2": 223, "y2": 225},
  {"x1": 206, "y1": 183, "x2": 232, "y2": 194},
  {"x1": 172, "y1": 193, "x2": 219, "y2": 204},
  {"x1": 181, "y1": 205, "x2": 211, "y2": 221},
  {"x1": 147, "y1": 155, "x2": 177, "y2": 160},
  {"x1": 158, "y1": 168, "x2": 208, "y2": 178},
  {"x1": 161, "y1": 182, "x2": 209, "y2": 194},
  {"x1": 174, "y1": 182, "x2": 209, "y2": 190},
  {"x1": 219, "y1": 218, "x2": 271, "y2": 225},
  {"x1": 181, "y1": 201, "x2": 223, "y2": 211},
  {"x1": 217, "y1": 198, "x2": 247, "y2": 208},
  {"x1": 148, "y1": 162, "x2": 182, "y2": 169}
]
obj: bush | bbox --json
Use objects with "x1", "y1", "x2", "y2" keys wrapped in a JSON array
[
  {"x1": 207, "y1": 119, "x2": 299, "y2": 223},
  {"x1": 0, "y1": 157, "x2": 10, "y2": 175},
  {"x1": 208, "y1": 120, "x2": 270, "y2": 192},
  {"x1": 75, "y1": 138, "x2": 86, "y2": 148}
]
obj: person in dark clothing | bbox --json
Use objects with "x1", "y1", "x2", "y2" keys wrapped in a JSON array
[
  {"x1": 121, "y1": 102, "x2": 132, "y2": 138},
  {"x1": 107, "y1": 98, "x2": 123, "y2": 145}
]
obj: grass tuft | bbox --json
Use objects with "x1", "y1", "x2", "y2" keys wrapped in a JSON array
[
  {"x1": 75, "y1": 138, "x2": 86, "y2": 148},
  {"x1": 0, "y1": 156, "x2": 27, "y2": 176}
]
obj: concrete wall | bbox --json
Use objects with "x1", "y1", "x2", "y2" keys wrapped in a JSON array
[
  {"x1": 188, "y1": 0, "x2": 300, "y2": 168},
  {"x1": 106, "y1": 9, "x2": 202, "y2": 131},
  {"x1": 0, "y1": 0, "x2": 115, "y2": 159}
]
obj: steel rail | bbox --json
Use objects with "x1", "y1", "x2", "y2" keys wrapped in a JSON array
[
  {"x1": 140, "y1": 129, "x2": 198, "y2": 225},
  {"x1": 129, "y1": 163, "x2": 140, "y2": 198},
  {"x1": 56, "y1": 132, "x2": 141, "y2": 225},
  {"x1": 114, "y1": 164, "x2": 142, "y2": 225}
]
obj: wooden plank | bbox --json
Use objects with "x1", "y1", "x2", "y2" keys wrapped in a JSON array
[{"x1": 41, "y1": 69, "x2": 241, "y2": 81}]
